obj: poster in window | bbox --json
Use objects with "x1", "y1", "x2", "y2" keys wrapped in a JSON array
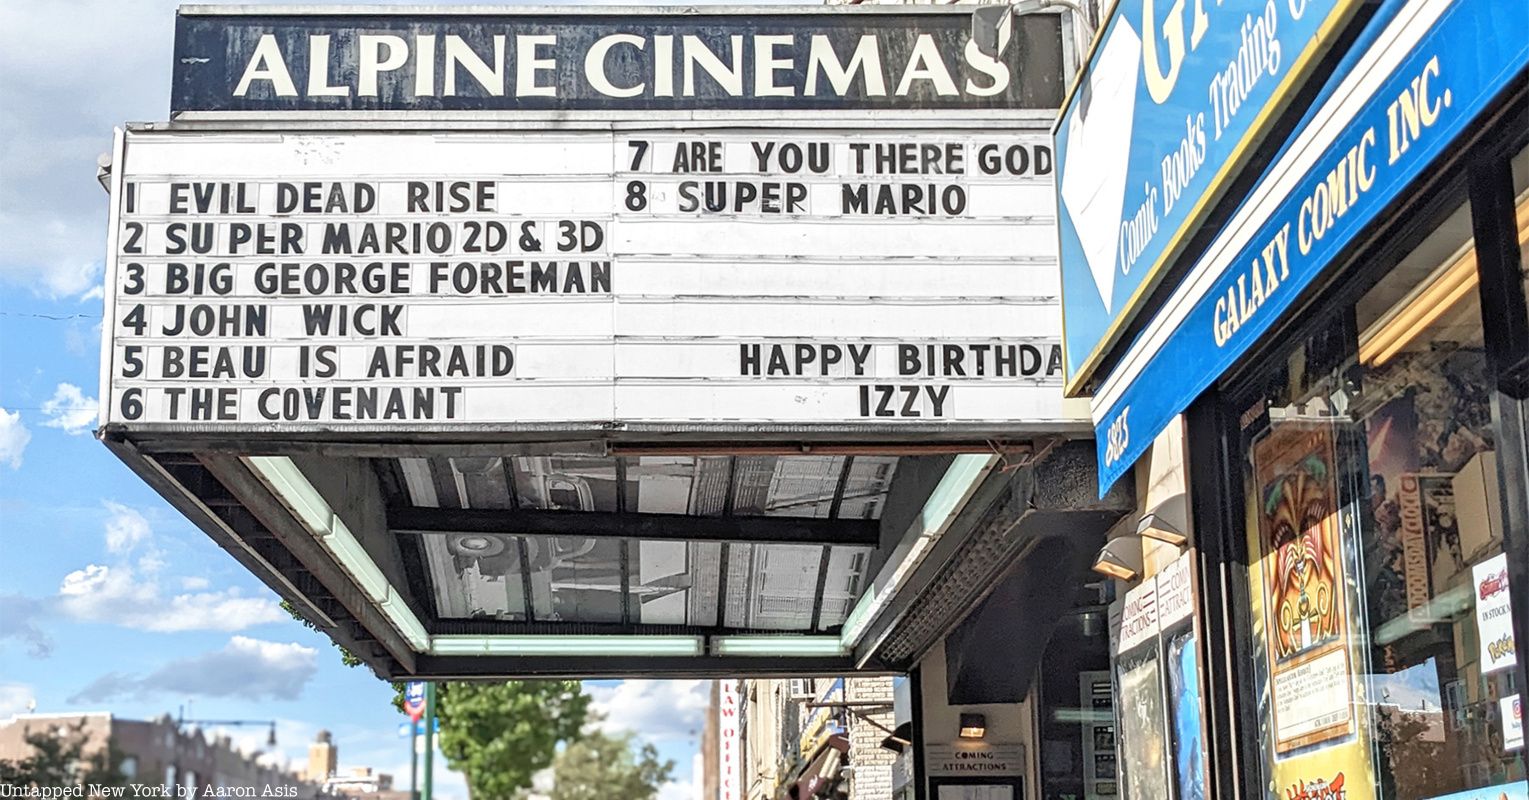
[
  {"x1": 1473, "y1": 552, "x2": 1517, "y2": 675},
  {"x1": 1165, "y1": 629, "x2": 1206, "y2": 800},
  {"x1": 1502, "y1": 695, "x2": 1524, "y2": 753},
  {"x1": 1364, "y1": 395, "x2": 1419, "y2": 632},
  {"x1": 1418, "y1": 475, "x2": 1465, "y2": 590},
  {"x1": 1158, "y1": 551, "x2": 1207, "y2": 800},
  {"x1": 1117, "y1": 650, "x2": 1171, "y2": 800},
  {"x1": 1080, "y1": 670, "x2": 1116, "y2": 800},
  {"x1": 1252, "y1": 422, "x2": 1356, "y2": 752}
]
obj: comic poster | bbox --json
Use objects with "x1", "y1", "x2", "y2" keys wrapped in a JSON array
[
  {"x1": 1115, "y1": 578, "x2": 1172, "y2": 800},
  {"x1": 1244, "y1": 411, "x2": 1381, "y2": 800},
  {"x1": 1419, "y1": 475, "x2": 1466, "y2": 593},
  {"x1": 1397, "y1": 475, "x2": 1435, "y2": 626},
  {"x1": 1117, "y1": 652, "x2": 1170, "y2": 800},
  {"x1": 1397, "y1": 472, "x2": 1468, "y2": 629},
  {"x1": 1158, "y1": 553, "x2": 1207, "y2": 800},
  {"x1": 1366, "y1": 395, "x2": 1420, "y2": 634},
  {"x1": 1252, "y1": 422, "x2": 1356, "y2": 753}
]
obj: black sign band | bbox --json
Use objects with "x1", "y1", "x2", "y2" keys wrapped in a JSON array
[{"x1": 171, "y1": 9, "x2": 1066, "y2": 113}]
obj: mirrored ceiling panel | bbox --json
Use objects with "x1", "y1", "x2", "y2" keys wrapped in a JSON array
[
  {"x1": 393, "y1": 454, "x2": 895, "y2": 629},
  {"x1": 817, "y1": 546, "x2": 874, "y2": 629},
  {"x1": 421, "y1": 532, "x2": 528, "y2": 621},
  {"x1": 397, "y1": 454, "x2": 898, "y2": 520},
  {"x1": 632, "y1": 540, "x2": 722, "y2": 627}
]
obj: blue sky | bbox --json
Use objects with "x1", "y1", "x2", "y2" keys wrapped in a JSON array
[{"x1": 0, "y1": 0, "x2": 805, "y2": 795}]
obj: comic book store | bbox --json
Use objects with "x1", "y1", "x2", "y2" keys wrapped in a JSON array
[{"x1": 1054, "y1": 0, "x2": 1529, "y2": 797}]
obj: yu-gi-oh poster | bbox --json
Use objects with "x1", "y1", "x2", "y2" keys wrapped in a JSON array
[{"x1": 1253, "y1": 422, "x2": 1357, "y2": 753}]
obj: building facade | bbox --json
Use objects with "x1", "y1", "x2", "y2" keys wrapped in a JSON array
[
  {"x1": 0, "y1": 713, "x2": 321, "y2": 798},
  {"x1": 736, "y1": 677, "x2": 896, "y2": 800},
  {"x1": 301, "y1": 731, "x2": 406, "y2": 800},
  {"x1": 304, "y1": 731, "x2": 337, "y2": 785},
  {"x1": 1055, "y1": 0, "x2": 1529, "y2": 797},
  {"x1": 322, "y1": 767, "x2": 408, "y2": 800}
]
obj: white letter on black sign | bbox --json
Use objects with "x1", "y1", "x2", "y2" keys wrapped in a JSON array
[
  {"x1": 360, "y1": 35, "x2": 409, "y2": 96},
  {"x1": 963, "y1": 37, "x2": 1011, "y2": 96},
  {"x1": 234, "y1": 35, "x2": 297, "y2": 97},
  {"x1": 806, "y1": 35, "x2": 885, "y2": 97},
  {"x1": 587, "y1": 34, "x2": 646, "y2": 98},
  {"x1": 307, "y1": 36, "x2": 351, "y2": 96},
  {"x1": 754, "y1": 35, "x2": 795, "y2": 97},
  {"x1": 517, "y1": 35, "x2": 557, "y2": 97},
  {"x1": 653, "y1": 35, "x2": 675, "y2": 96},
  {"x1": 445, "y1": 35, "x2": 506, "y2": 96},
  {"x1": 896, "y1": 35, "x2": 958, "y2": 97},
  {"x1": 415, "y1": 35, "x2": 437, "y2": 95},
  {"x1": 683, "y1": 35, "x2": 743, "y2": 96}
]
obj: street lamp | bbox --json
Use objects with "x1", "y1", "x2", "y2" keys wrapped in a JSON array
[
  {"x1": 177, "y1": 709, "x2": 279, "y2": 747},
  {"x1": 168, "y1": 710, "x2": 280, "y2": 797}
]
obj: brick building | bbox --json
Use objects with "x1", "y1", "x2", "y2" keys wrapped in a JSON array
[{"x1": 0, "y1": 713, "x2": 321, "y2": 797}]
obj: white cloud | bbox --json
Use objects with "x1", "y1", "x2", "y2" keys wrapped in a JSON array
[
  {"x1": 40, "y1": 383, "x2": 98, "y2": 435},
  {"x1": 157, "y1": 588, "x2": 285, "y2": 631},
  {"x1": 660, "y1": 776, "x2": 699, "y2": 800},
  {"x1": 57, "y1": 562, "x2": 283, "y2": 632},
  {"x1": 103, "y1": 500, "x2": 150, "y2": 553},
  {"x1": 0, "y1": 408, "x2": 30, "y2": 468},
  {"x1": 0, "y1": 682, "x2": 36, "y2": 718},
  {"x1": 62, "y1": 317, "x2": 104, "y2": 357},
  {"x1": 51, "y1": 502, "x2": 284, "y2": 632},
  {"x1": 0, "y1": 0, "x2": 171, "y2": 297},
  {"x1": 0, "y1": 594, "x2": 53, "y2": 657},
  {"x1": 587, "y1": 680, "x2": 710, "y2": 742},
  {"x1": 69, "y1": 636, "x2": 317, "y2": 703}
]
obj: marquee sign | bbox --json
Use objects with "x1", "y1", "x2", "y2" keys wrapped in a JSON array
[
  {"x1": 100, "y1": 128, "x2": 1072, "y2": 433},
  {"x1": 169, "y1": 7, "x2": 1067, "y2": 114}
]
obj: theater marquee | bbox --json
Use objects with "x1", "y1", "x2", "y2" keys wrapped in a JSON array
[
  {"x1": 90, "y1": 6, "x2": 1109, "y2": 680},
  {"x1": 101, "y1": 127, "x2": 1070, "y2": 433}
]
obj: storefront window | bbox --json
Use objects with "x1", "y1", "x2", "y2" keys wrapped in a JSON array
[{"x1": 1237, "y1": 190, "x2": 1526, "y2": 800}]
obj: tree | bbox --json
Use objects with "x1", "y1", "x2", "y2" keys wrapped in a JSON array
[
  {"x1": 436, "y1": 681, "x2": 591, "y2": 800},
  {"x1": 0, "y1": 717, "x2": 134, "y2": 791},
  {"x1": 528, "y1": 729, "x2": 675, "y2": 800},
  {"x1": 1375, "y1": 705, "x2": 1457, "y2": 800},
  {"x1": 285, "y1": 602, "x2": 590, "y2": 798}
]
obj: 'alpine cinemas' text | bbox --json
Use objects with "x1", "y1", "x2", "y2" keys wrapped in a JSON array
[{"x1": 233, "y1": 31, "x2": 1014, "y2": 101}]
